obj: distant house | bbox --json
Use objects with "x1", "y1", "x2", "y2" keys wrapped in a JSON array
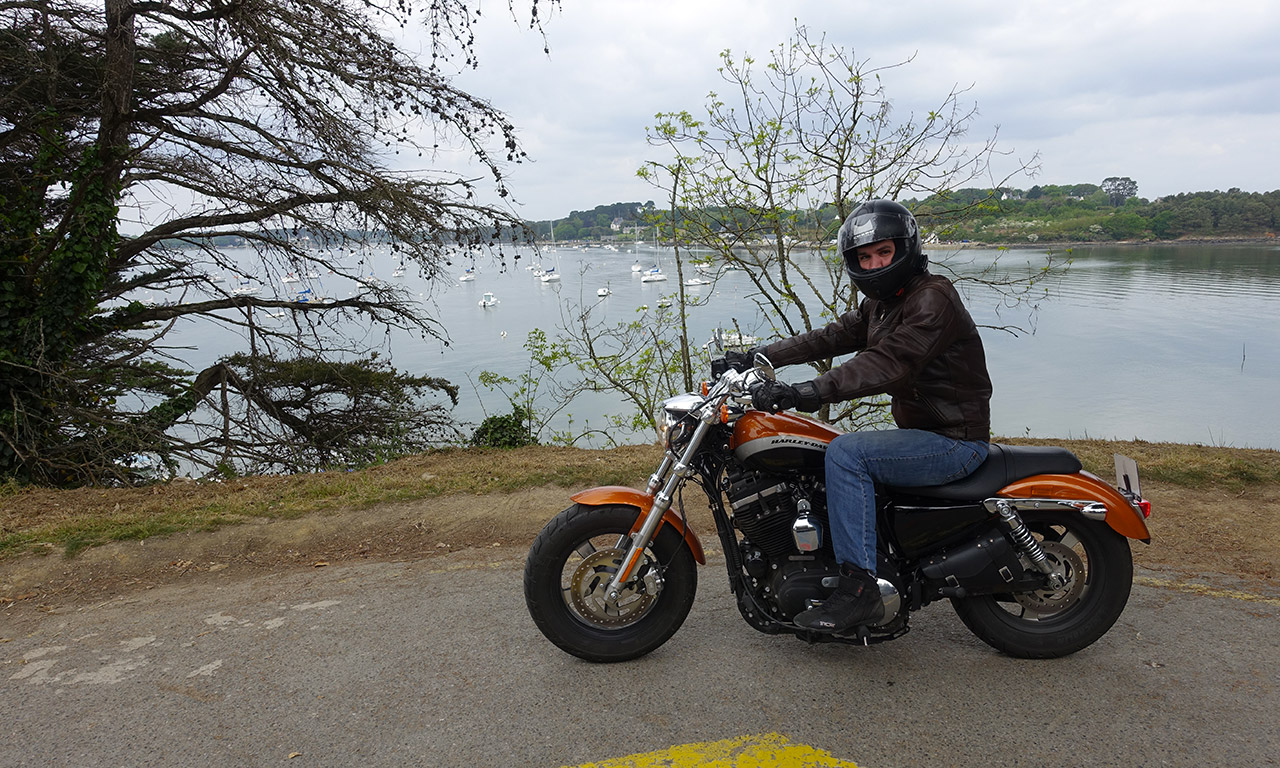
[{"x1": 610, "y1": 218, "x2": 624, "y2": 231}]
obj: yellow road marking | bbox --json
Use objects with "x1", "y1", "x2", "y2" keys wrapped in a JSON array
[
  {"x1": 565, "y1": 733, "x2": 860, "y2": 768},
  {"x1": 1136, "y1": 576, "x2": 1280, "y2": 606}
]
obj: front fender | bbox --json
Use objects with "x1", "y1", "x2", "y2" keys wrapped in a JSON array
[
  {"x1": 569, "y1": 485, "x2": 707, "y2": 564},
  {"x1": 998, "y1": 472, "x2": 1151, "y2": 542}
]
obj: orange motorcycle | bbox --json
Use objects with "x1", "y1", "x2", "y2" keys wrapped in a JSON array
[{"x1": 524, "y1": 357, "x2": 1151, "y2": 662}]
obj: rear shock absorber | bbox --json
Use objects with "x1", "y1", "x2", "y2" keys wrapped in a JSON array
[{"x1": 992, "y1": 500, "x2": 1066, "y2": 589}]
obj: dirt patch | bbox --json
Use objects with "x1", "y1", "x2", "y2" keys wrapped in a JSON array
[{"x1": 2, "y1": 478, "x2": 1277, "y2": 619}]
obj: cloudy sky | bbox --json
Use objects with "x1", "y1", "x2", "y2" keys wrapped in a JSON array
[{"x1": 433, "y1": 0, "x2": 1279, "y2": 222}]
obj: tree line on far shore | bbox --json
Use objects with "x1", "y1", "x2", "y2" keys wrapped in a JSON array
[{"x1": 532, "y1": 185, "x2": 1280, "y2": 245}]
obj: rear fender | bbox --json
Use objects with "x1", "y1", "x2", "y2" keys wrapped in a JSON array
[
  {"x1": 569, "y1": 486, "x2": 707, "y2": 564},
  {"x1": 998, "y1": 472, "x2": 1151, "y2": 542}
]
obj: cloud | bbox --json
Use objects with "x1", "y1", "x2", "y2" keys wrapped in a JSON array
[{"x1": 429, "y1": 0, "x2": 1280, "y2": 219}]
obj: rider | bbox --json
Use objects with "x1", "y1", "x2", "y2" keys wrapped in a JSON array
[{"x1": 724, "y1": 199, "x2": 993, "y2": 634}]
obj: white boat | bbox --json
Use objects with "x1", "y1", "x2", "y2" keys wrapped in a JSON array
[
  {"x1": 281, "y1": 272, "x2": 300, "y2": 284},
  {"x1": 231, "y1": 278, "x2": 260, "y2": 296},
  {"x1": 478, "y1": 291, "x2": 499, "y2": 307},
  {"x1": 684, "y1": 277, "x2": 712, "y2": 286},
  {"x1": 459, "y1": 268, "x2": 476, "y2": 282},
  {"x1": 631, "y1": 260, "x2": 643, "y2": 272},
  {"x1": 640, "y1": 266, "x2": 667, "y2": 283},
  {"x1": 597, "y1": 286, "x2": 611, "y2": 297},
  {"x1": 657, "y1": 296, "x2": 672, "y2": 308},
  {"x1": 294, "y1": 287, "x2": 325, "y2": 303},
  {"x1": 704, "y1": 328, "x2": 759, "y2": 350}
]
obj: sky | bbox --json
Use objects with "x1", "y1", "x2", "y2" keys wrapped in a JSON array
[{"x1": 427, "y1": 0, "x2": 1280, "y2": 222}]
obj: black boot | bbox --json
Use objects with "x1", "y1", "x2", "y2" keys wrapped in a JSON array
[{"x1": 794, "y1": 564, "x2": 884, "y2": 634}]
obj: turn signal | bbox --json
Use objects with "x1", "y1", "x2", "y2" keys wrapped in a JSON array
[{"x1": 701, "y1": 381, "x2": 709, "y2": 396}]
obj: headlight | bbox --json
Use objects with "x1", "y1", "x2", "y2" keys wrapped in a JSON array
[{"x1": 656, "y1": 394, "x2": 703, "y2": 447}]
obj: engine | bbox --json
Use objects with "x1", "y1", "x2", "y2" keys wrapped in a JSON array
[
  {"x1": 724, "y1": 467, "x2": 827, "y2": 561},
  {"x1": 726, "y1": 467, "x2": 905, "y2": 632}
]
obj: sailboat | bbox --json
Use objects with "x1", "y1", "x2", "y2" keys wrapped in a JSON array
[
  {"x1": 231, "y1": 276, "x2": 260, "y2": 295},
  {"x1": 640, "y1": 265, "x2": 667, "y2": 283},
  {"x1": 640, "y1": 222, "x2": 667, "y2": 282},
  {"x1": 540, "y1": 220, "x2": 561, "y2": 282}
]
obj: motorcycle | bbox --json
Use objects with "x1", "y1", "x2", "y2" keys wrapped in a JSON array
[{"x1": 524, "y1": 355, "x2": 1151, "y2": 663}]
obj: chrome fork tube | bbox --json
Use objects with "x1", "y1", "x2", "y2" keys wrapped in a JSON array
[
  {"x1": 604, "y1": 416, "x2": 716, "y2": 602},
  {"x1": 645, "y1": 453, "x2": 675, "y2": 496}
]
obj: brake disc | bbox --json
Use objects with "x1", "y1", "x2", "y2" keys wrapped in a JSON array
[
  {"x1": 1014, "y1": 539, "x2": 1087, "y2": 614},
  {"x1": 567, "y1": 548, "x2": 657, "y2": 627}
]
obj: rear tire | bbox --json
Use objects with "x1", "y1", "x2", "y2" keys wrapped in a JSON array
[
  {"x1": 951, "y1": 511, "x2": 1133, "y2": 658},
  {"x1": 524, "y1": 503, "x2": 698, "y2": 663}
]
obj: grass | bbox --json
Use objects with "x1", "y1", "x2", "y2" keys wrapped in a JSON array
[
  {"x1": 3, "y1": 439, "x2": 1278, "y2": 561},
  {"x1": 1002, "y1": 437, "x2": 1280, "y2": 490},
  {"x1": 0, "y1": 444, "x2": 663, "y2": 560}
]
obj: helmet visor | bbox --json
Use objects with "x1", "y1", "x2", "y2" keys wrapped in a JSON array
[{"x1": 839, "y1": 211, "x2": 918, "y2": 257}]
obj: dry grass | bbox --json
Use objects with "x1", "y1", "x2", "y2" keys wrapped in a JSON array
[
  {"x1": 2, "y1": 438, "x2": 1278, "y2": 589},
  {"x1": 1002, "y1": 437, "x2": 1280, "y2": 490},
  {"x1": 2, "y1": 438, "x2": 1278, "y2": 613},
  {"x1": 0, "y1": 444, "x2": 663, "y2": 559}
]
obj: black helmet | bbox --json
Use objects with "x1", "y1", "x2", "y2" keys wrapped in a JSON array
[{"x1": 837, "y1": 199, "x2": 928, "y2": 300}]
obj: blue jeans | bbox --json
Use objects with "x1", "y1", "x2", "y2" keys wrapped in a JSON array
[{"x1": 824, "y1": 429, "x2": 989, "y2": 575}]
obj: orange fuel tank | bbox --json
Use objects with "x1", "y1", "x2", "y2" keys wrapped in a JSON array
[{"x1": 730, "y1": 411, "x2": 842, "y2": 473}]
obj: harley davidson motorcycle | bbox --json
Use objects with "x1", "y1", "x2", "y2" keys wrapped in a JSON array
[{"x1": 524, "y1": 356, "x2": 1151, "y2": 663}]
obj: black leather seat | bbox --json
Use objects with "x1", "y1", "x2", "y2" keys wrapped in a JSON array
[{"x1": 887, "y1": 443, "x2": 1083, "y2": 501}]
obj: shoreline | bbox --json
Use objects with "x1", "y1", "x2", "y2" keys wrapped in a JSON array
[{"x1": 927, "y1": 235, "x2": 1278, "y2": 251}]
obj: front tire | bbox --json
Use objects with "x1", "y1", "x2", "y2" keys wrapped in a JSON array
[
  {"x1": 951, "y1": 511, "x2": 1133, "y2": 658},
  {"x1": 524, "y1": 503, "x2": 698, "y2": 663}
]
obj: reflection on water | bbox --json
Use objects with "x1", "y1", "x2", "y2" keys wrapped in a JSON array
[
  {"x1": 959, "y1": 244, "x2": 1280, "y2": 450},
  {"x1": 163, "y1": 243, "x2": 1280, "y2": 450}
]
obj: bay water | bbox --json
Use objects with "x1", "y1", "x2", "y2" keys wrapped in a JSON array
[{"x1": 171, "y1": 242, "x2": 1280, "y2": 451}]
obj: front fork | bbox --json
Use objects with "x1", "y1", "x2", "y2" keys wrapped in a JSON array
[{"x1": 604, "y1": 418, "x2": 715, "y2": 602}]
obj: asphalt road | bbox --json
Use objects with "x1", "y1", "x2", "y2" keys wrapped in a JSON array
[{"x1": 3, "y1": 550, "x2": 1277, "y2": 768}]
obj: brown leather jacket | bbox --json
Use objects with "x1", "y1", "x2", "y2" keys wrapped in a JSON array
[{"x1": 757, "y1": 271, "x2": 992, "y2": 441}]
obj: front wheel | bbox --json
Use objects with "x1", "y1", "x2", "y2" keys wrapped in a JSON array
[
  {"x1": 524, "y1": 503, "x2": 698, "y2": 663},
  {"x1": 951, "y1": 511, "x2": 1133, "y2": 658}
]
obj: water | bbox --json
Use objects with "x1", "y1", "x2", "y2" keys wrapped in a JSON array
[{"x1": 166, "y1": 242, "x2": 1280, "y2": 451}]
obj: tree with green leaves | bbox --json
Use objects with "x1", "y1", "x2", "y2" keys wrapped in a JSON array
[
  {"x1": 1, "y1": 0, "x2": 551, "y2": 484},
  {"x1": 1102, "y1": 176, "x2": 1139, "y2": 207},
  {"x1": 562, "y1": 24, "x2": 1054, "y2": 434}
]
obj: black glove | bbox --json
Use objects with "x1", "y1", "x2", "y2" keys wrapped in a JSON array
[
  {"x1": 751, "y1": 380, "x2": 821, "y2": 413},
  {"x1": 711, "y1": 347, "x2": 760, "y2": 379}
]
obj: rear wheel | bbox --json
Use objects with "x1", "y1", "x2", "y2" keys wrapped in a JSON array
[
  {"x1": 951, "y1": 511, "x2": 1133, "y2": 658},
  {"x1": 524, "y1": 504, "x2": 698, "y2": 663}
]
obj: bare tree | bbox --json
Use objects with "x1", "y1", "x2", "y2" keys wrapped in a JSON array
[
  {"x1": 570, "y1": 24, "x2": 1054, "y2": 433},
  {"x1": 0, "y1": 0, "x2": 551, "y2": 483}
]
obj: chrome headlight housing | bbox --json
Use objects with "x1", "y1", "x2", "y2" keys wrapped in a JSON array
[{"x1": 657, "y1": 393, "x2": 703, "y2": 448}]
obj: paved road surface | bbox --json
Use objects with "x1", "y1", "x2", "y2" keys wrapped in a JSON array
[{"x1": 3, "y1": 550, "x2": 1277, "y2": 767}]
